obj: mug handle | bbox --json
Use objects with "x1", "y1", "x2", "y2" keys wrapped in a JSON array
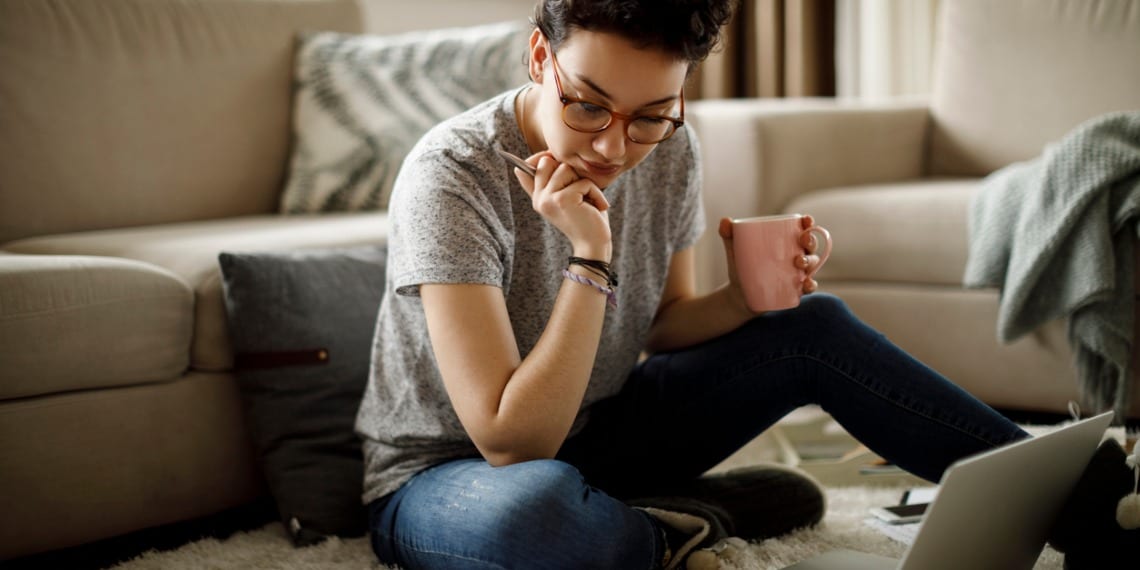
[{"x1": 801, "y1": 226, "x2": 832, "y2": 278}]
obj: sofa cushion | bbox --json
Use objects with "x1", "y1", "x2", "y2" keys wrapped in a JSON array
[
  {"x1": 218, "y1": 245, "x2": 386, "y2": 545},
  {"x1": 784, "y1": 178, "x2": 979, "y2": 286},
  {"x1": 2, "y1": 213, "x2": 388, "y2": 372},
  {"x1": 0, "y1": 0, "x2": 362, "y2": 244},
  {"x1": 929, "y1": 0, "x2": 1140, "y2": 177},
  {"x1": 279, "y1": 20, "x2": 531, "y2": 213},
  {"x1": 0, "y1": 255, "x2": 192, "y2": 400}
]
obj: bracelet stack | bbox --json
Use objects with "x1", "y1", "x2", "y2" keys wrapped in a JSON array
[
  {"x1": 567, "y1": 256, "x2": 618, "y2": 288},
  {"x1": 562, "y1": 257, "x2": 618, "y2": 309}
]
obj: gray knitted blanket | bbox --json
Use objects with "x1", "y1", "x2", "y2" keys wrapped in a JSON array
[{"x1": 963, "y1": 111, "x2": 1140, "y2": 419}]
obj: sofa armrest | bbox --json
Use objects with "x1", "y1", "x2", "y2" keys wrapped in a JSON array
[{"x1": 686, "y1": 97, "x2": 931, "y2": 293}]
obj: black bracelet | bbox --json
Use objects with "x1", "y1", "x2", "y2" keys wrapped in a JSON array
[{"x1": 567, "y1": 256, "x2": 618, "y2": 288}]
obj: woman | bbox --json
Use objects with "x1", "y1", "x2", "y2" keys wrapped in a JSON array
[{"x1": 355, "y1": 1, "x2": 1028, "y2": 568}]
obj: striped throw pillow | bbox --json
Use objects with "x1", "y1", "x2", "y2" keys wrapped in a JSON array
[{"x1": 280, "y1": 21, "x2": 532, "y2": 213}]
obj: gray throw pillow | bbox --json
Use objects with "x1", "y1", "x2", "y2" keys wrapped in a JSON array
[{"x1": 217, "y1": 245, "x2": 387, "y2": 546}]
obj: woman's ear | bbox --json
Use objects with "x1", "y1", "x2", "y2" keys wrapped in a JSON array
[{"x1": 527, "y1": 28, "x2": 548, "y2": 84}]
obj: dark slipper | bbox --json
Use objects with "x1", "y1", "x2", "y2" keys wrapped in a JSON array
[
  {"x1": 632, "y1": 464, "x2": 826, "y2": 541},
  {"x1": 1047, "y1": 438, "x2": 1139, "y2": 569}
]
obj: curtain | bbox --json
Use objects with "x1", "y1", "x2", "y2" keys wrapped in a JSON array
[
  {"x1": 690, "y1": 0, "x2": 836, "y2": 99},
  {"x1": 834, "y1": 0, "x2": 940, "y2": 100}
]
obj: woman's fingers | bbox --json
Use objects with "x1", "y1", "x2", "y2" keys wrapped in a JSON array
[
  {"x1": 798, "y1": 215, "x2": 818, "y2": 250},
  {"x1": 548, "y1": 163, "x2": 580, "y2": 194},
  {"x1": 531, "y1": 155, "x2": 555, "y2": 190},
  {"x1": 797, "y1": 253, "x2": 822, "y2": 294},
  {"x1": 800, "y1": 231, "x2": 817, "y2": 251},
  {"x1": 718, "y1": 217, "x2": 734, "y2": 240},
  {"x1": 549, "y1": 179, "x2": 606, "y2": 211},
  {"x1": 718, "y1": 217, "x2": 738, "y2": 278},
  {"x1": 531, "y1": 156, "x2": 576, "y2": 194},
  {"x1": 528, "y1": 154, "x2": 608, "y2": 214},
  {"x1": 718, "y1": 218, "x2": 751, "y2": 313},
  {"x1": 583, "y1": 184, "x2": 609, "y2": 211},
  {"x1": 795, "y1": 253, "x2": 823, "y2": 270},
  {"x1": 803, "y1": 276, "x2": 818, "y2": 294}
]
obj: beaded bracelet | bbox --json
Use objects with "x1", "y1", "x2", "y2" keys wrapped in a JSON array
[{"x1": 561, "y1": 269, "x2": 618, "y2": 309}]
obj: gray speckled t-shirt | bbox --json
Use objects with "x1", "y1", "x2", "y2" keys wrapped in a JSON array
[{"x1": 355, "y1": 86, "x2": 705, "y2": 503}]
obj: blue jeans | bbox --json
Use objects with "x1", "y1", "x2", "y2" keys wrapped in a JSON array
[{"x1": 368, "y1": 294, "x2": 1028, "y2": 569}]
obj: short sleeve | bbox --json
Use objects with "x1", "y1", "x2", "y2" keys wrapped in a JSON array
[
  {"x1": 673, "y1": 127, "x2": 706, "y2": 252},
  {"x1": 386, "y1": 149, "x2": 509, "y2": 297}
]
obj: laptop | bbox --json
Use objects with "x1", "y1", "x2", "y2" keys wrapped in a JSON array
[{"x1": 783, "y1": 411, "x2": 1114, "y2": 570}]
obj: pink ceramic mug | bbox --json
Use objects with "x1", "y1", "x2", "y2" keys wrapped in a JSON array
[{"x1": 732, "y1": 214, "x2": 833, "y2": 312}]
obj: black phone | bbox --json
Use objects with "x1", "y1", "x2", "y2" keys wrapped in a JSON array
[{"x1": 869, "y1": 502, "x2": 930, "y2": 524}]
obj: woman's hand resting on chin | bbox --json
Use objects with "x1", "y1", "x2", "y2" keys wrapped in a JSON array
[{"x1": 513, "y1": 151, "x2": 612, "y2": 261}]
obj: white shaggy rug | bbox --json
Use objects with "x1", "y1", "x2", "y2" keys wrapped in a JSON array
[
  {"x1": 111, "y1": 413, "x2": 1089, "y2": 569},
  {"x1": 110, "y1": 484, "x2": 1064, "y2": 570}
]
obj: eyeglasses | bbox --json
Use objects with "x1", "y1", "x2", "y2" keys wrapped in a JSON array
[{"x1": 549, "y1": 50, "x2": 684, "y2": 144}]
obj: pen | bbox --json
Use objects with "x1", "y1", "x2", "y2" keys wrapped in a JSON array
[{"x1": 495, "y1": 148, "x2": 537, "y2": 177}]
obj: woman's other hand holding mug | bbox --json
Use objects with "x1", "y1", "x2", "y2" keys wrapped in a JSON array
[{"x1": 724, "y1": 213, "x2": 832, "y2": 314}]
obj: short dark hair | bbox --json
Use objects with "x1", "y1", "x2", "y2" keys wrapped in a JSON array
[{"x1": 532, "y1": 0, "x2": 737, "y2": 67}]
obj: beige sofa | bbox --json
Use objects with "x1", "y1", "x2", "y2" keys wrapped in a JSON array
[
  {"x1": 688, "y1": 0, "x2": 1140, "y2": 420},
  {"x1": 0, "y1": 0, "x2": 536, "y2": 560},
  {"x1": 1, "y1": 0, "x2": 1137, "y2": 561}
]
